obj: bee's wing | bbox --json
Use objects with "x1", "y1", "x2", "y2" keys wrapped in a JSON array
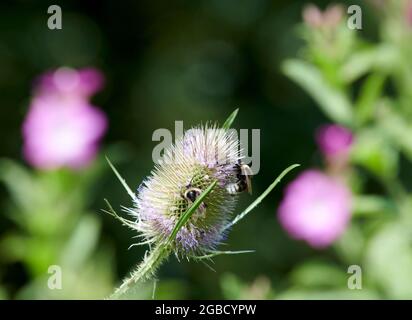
[
  {"x1": 245, "y1": 176, "x2": 252, "y2": 194},
  {"x1": 241, "y1": 165, "x2": 253, "y2": 194}
]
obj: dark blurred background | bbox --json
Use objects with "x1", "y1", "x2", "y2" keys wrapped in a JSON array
[{"x1": 0, "y1": 0, "x2": 371, "y2": 299}]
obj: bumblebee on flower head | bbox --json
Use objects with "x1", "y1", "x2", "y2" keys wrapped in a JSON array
[
  {"x1": 226, "y1": 161, "x2": 253, "y2": 195},
  {"x1": 134, "y1": 125, "x2": 253, "y2": 255}
]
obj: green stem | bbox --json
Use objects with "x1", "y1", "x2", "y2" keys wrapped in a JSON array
[
  {"x1": 110, "y1": 244, "x2": 170, "y2": 299},
  {"x1": 108, "y1": 180, "x2": 217, "y2": 299}
]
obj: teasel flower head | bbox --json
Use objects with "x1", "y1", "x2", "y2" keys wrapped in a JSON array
[
  {"x1": 106, "y1": 109, "x2": 300, "y2": 298},
  {"x1": 132, "y1": 125, "x2": 241, "y2": 257}
]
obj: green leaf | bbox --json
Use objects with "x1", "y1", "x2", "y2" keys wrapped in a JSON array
[
  {"x1": 222, "y1": 108, "x2": 239, "y2": 129},
  {"x1": 353, "y1": 195, "x2": 394, "y2": 216},
  {"x1": 0, "y1": 159, "x2": 36, "y2": 212},
  {"x1": 220, "y1": 273, "x2": 274, "y2": 299},
  {"x1": 376, "y1": 104, "x2": 412, "y2": 162},
  {"x1": 341, "y1": 45, "x2": 397, "y2": 83},
  {"x1": 282, "y1": 59, "x2": 353, "y2": 125},
  {"x1": 60, "y1": 214, "x2": 101, "y2": 270},
  {"x1": 365, "y1": 222, "x2": 412, "y2": 299},
  {"x1": 351, "y1": 128, "x2": 398, "y2": 179},
  {"x1": 290, "y1": 260, "x2": 348, "y2": 288},
  {"x1": 355, "y1": 74, "x2": 385, "y2": 125},
  {"x1": 355, "y1": 73, "x2": 385, "y2": 126},
  {"x1": 221, "y1": 273, "x2": 246, "y2": 300},
  {"x1": 334, "y1": 224, "x2": 365, "y2": 264}
]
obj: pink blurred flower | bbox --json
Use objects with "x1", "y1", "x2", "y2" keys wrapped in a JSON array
[
  {"x1": 302, "y1": 4, "x2": 344, "y2": 29},
  {"x1": 406, "y1": 0, "x2": 412, "y2": 27},
  {"x1": 316, "y1": 124, "x2": 354, "y2": 159},
  {"x1": 278, "y1": 170, "x2": 352, "y2": 248},
  {"x1": 302, "y1": 4, "x2": 323, "y2": 28},
  {"x1": 34, "y1": 67, "x2": 104, "y2": 98},
  {"x1": 22, "y1": 67, "x2": 107, "y2": 170}
]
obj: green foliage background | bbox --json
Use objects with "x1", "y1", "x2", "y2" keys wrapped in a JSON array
[{"x1": 2, "y1": 0, "x2": 412, "y2": 299}]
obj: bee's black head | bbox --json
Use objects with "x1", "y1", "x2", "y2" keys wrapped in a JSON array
[{"x1": 185, "y1": 189, "x2": 200, "y2": 202}]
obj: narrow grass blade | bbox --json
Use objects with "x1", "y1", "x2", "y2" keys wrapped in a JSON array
[
  {"x1": 106, "y1": 156, "x2": 137, "y2": 202},
  {"x1": 222, "y1": 164, "x2": 300, "y2": 232},
  {"x1": 193, "y1": 250, "x2": 255, "y2": 260},
  {"x1": 168, "y1": 180, "x2": 217, "y2": 243},
  {"x1": 222, "y1": 108, "x2": 239, "y2": 129}
]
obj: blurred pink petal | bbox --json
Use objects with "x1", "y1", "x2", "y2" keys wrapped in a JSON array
[
  {"x1": 302, "y1": 4, "x2": 343, "y2": 29},
  {"x1": 316, "y1": 124, "x2": 354, "y2": 159},
  {"x1": 34, "y1": 67, "x2": 105, "y2": 98},
  {"x1": 407, "y1": 0, "x2": 412, "y2": 26},
  {"x1": 303, "y1": 4, "x2": 323, "y2": 28},
  {"x1": 278, "y1": 170, "x2": 352, "y2": 248},
  {"x1": 323, "y1": 4, "x2": 344, "y2": 27},
  {"x1": 22, "y1": 67, "x2": 107, "y2": 170}
]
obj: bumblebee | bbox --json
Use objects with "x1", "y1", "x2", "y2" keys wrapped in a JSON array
[
  {"x1": 183, "y1": 187, "x2": 202, "y2": 203},
  {"x1": 226, "y1": 161, "x2": 253, "y2": 195},
  {"x1": 181, "y1": 184, "x2": 207, "y2": 217}
]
